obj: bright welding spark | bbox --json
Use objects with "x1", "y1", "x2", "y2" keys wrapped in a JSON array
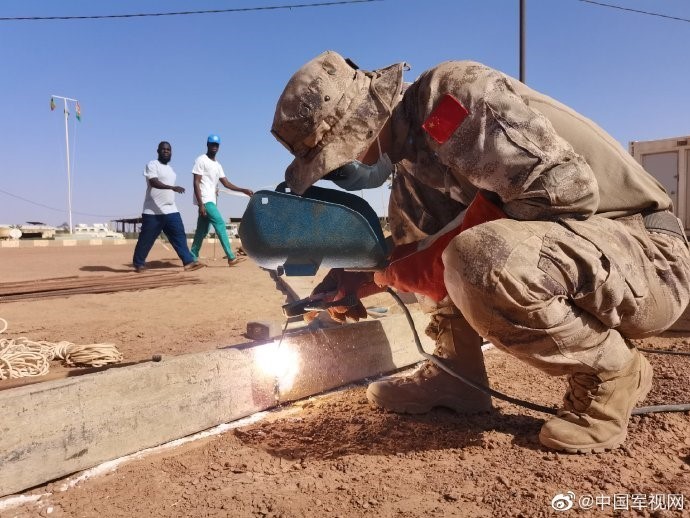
[{"x1": 254, "y1": 340, "x2": 301, "y2": 393}]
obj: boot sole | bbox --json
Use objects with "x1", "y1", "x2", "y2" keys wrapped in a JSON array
[
  {"x1": 538, "y1": 432, "x2": 628, "y2": 454},
  {"x1": 366, "y1": 386, "x2": 492, "y2": 415},
  {"x1": 539, "y1": 354, "x2": 653, "y2": 454}
]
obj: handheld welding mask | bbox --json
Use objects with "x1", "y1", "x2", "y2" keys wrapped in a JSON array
[{"x1": 239, "y1": 183, "x2": 388, "y2": 276}]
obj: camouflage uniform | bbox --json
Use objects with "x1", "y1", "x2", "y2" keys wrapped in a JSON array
[
  {"x1": 387, "y1": 61, "x2": 690, "y2": 376},
  {"x1": 272, "y1": 52, "x2": 690, "y2": 451}
]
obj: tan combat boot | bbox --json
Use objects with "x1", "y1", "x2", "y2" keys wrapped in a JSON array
[
  {"x1": 366, "y1": 312, "x2": 492, "y2": 414},
  {"x1": 539, "y1": 348, "x2": 653, "y2": 453}
]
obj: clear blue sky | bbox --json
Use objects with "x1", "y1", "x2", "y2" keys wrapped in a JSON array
[{"x1": 1, "y1": 0, "x2": 688, "y2": 229}]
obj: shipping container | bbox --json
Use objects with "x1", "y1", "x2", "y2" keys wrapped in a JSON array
[{"x1": 629, "y1": 135, "x2": 690, "y2": 236}]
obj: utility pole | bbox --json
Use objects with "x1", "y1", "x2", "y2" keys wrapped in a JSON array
[
  {"x1": 519, "y1": 0, "x2": 526, "y2": 83},
  {"x1": 50, "y1": 95, "x2": 80, "y2": 234}
]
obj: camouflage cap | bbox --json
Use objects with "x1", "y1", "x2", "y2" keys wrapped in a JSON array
[{"x1": 272, "y1": 50, "x2": 405, "y2": 194}]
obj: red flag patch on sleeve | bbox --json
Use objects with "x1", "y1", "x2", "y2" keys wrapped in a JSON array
[{"x1": 422, "y1": 94, "x2": 469, "y2": 144}]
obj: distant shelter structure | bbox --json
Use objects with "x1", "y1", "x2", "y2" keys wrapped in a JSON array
[{"x1": 111, "y1": 217, "x2": 142, "y2": 234}]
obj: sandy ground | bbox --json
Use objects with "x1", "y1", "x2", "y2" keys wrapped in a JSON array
[
  {"x1": 1, "y1": 242, "x2": 689, "y2": 517},
  {"x1": 0, "y1": 241, "x2": 286, "y2": 373}
]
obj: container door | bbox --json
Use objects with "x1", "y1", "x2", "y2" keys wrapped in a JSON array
[
  {"x1": 642, "y1": 151, "x2": 679, "y2": 214},
  {"x1": 686, "y1": 149, "x2": 690, "y2": 230}
]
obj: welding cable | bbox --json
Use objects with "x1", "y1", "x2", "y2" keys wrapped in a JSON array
[
  {"x1": 638, "y1": 347, "x2": 690, "y2": 357},
  {"x1": 386, "y1": 288, "x2": 690, "y2": 416}
]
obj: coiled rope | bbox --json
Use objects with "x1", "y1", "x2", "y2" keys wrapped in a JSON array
[{"x1": 0, "y1": 317, "x2": 123, "y2": 380}]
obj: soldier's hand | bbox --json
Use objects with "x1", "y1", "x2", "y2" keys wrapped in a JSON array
[{"x1": 309, "y1": 269, "x2": 385, "y2": 323}]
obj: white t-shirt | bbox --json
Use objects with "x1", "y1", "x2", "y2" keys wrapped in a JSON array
[
  {"x1": 142, "y1": 160, "x2": 178, "y2": 215},
  {"x1": 192, "y1": 154, "x2": 226, "y2": 206}
]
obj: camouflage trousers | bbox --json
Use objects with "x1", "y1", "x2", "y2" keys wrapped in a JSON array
[{"x1": 442, "y1": 214, "x2": 690, "y2": 376}]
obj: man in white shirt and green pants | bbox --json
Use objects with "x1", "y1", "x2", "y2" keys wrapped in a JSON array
[{"x1": 191, "y1": 134, "x2": 254, "y2": 266}]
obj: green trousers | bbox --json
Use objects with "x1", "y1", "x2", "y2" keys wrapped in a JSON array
[{"x1": 191, "y1": 202, "x2": 235, "y2": 260}]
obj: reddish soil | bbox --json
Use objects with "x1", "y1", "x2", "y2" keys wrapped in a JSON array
[{"x1": 1, "y1": 243, "x2": 689, "y2": 517}]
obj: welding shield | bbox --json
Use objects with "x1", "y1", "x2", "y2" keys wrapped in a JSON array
[{"x1": 239, "y1": 183, "x2": 388, "y2": 276}]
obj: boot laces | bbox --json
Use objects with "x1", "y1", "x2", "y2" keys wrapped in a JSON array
[
  {"x1": 407, "y1": 359, "x2": 440, "y2": 380},
  {"x1": 407, "y1": 339, "x2": 453, "y2": 380},
  {"x1": 564, "y1": 372, "x2": 601, "y2": 413}
]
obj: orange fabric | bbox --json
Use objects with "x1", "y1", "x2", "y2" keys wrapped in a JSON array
[
  {"x1": 308, "y1": 194, "x2": 507, "y2": 319},
  {"x1": 459, "y1": 191, "x2": 507, "y2": 233},
  {"x1": 374, "y1": 192, "x2": 506, "y2": 301},
  {"x1": 312, "y1": 269, "x2": 385, "y2": 300},
  {"x1": 310, "y1": 269, "x2": 386, "y2": 322}
]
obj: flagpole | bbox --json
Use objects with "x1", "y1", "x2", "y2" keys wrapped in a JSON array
[
  {"x1": 51, "y1": 94, "x2": 79, "y2": 234},
  {"x1": 63, "y1": 97, "x2": 73, "y2": 234}
]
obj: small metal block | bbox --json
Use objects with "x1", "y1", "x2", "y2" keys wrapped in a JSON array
[{"x1": 246, "y1": 321, "x2": 281, "y2": 341}]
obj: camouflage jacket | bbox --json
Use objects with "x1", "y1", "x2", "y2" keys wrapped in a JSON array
[{"x1": 388, "y1": 61, "x2": 671, "y2": 225}]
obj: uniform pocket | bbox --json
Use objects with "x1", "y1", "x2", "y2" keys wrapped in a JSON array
[
  {"x1": 485, "y1": 103, "x2": 597, "y2": 220},
  {"x1": 561, "y1": 217, "x2": 649, "y2": 309}
]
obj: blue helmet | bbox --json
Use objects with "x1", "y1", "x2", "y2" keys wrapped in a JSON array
[{"x1": 207, "y1": 134, "x2": 221, "y2": 144}]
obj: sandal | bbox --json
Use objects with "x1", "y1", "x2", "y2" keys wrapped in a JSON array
[
  {"x1": 228, "y1": 257, "x2": 247, "y2": 267},
  {"x1": 184, "y1": 261, "x2": 206, "y2": 272}
]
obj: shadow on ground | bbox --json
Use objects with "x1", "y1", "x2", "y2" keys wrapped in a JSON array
[
  {"x1": 234, "y1": 387, "x2": 546, "y2": 460},
  {"x1": 80, "y1": 260, "x2": 178, "y2": 273}
]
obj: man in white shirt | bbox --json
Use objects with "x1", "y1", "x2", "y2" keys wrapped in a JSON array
[
  {"x1": 191, "y1": 134, "x2": 254, "y2": 266},
  {"x1": 133, "y1": 141, "x2": 203, "y2": 273}
]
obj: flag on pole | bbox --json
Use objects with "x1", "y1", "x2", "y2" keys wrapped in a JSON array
[
  {"x1": 76, "y1": 102, "x2": 82, "y2": 122},
  {"x1": 50, "y1": 97, "x2": 56, "y2": 111}
]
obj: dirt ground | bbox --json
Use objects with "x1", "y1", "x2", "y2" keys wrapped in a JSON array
[{"x1": 1, "y1": 242, "x2": 689, "y2": 517}]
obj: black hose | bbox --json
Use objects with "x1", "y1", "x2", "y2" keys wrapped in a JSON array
[
  {"x1": 633, "y1": 404, "x2": 690, "y2": 415},
  {"x1": 638, "y1": 347, "x2": 690, "y2": 357},
  {"x1": 387, "y1": 287, "x2": 690, "y2": 416}
]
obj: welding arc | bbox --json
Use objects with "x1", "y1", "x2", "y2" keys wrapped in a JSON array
[
  {"x1": 386, "y1": 288, "x2": 690, "y2": 416},
  {"x1": 273, "y1": 318, "x2": 291, "y2": 405}
]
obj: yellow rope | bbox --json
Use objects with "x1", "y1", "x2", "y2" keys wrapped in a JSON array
[{"x1": 0, "y1": 317, "x2": 123, "y2": 380}]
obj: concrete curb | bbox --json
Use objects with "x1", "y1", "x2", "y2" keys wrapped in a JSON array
[
  {"x1": 0, "y1": 239, "x2": 130, "y2": 248},
  {"x1": 0, "y1": 238, "x2": 228, "y2": 248},
  {"x1": 0, "y1": 312, "x2": 433, "y2": 497}
]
